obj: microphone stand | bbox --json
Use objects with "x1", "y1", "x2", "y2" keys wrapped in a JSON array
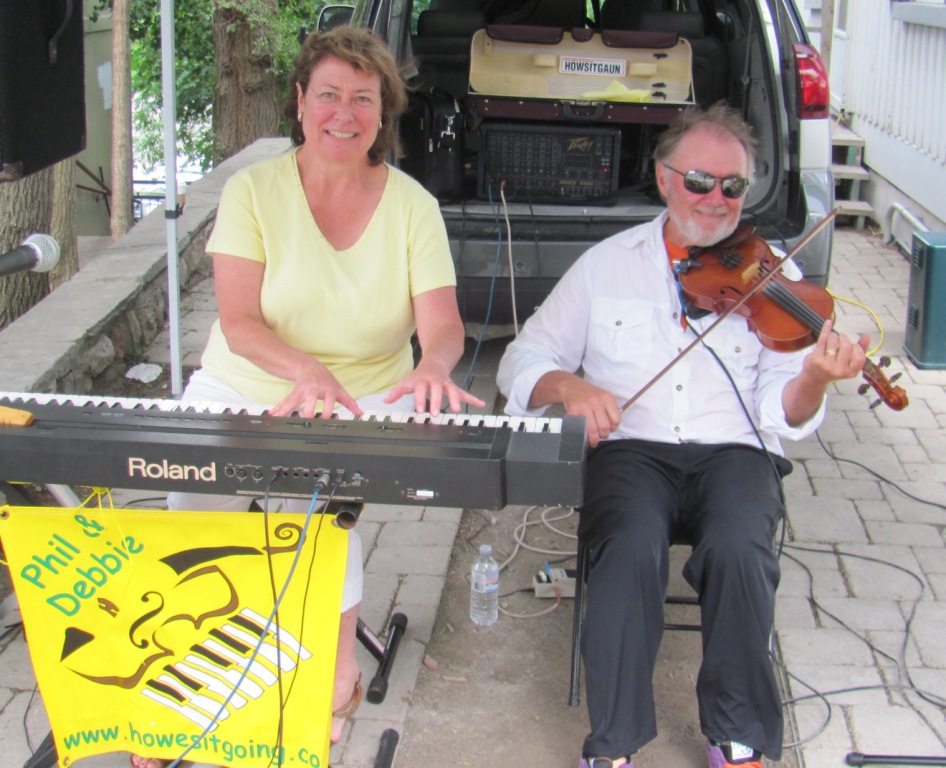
[
  {"x1": 847, "y1": 753, "x2": 946, "y2": 766},
  {"x1": 374, "y1": 728, "x2": 400, "y2": 768}
]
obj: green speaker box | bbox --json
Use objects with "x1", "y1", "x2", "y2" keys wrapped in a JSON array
[{"x1": 905, "y1": 232, "x2": 946, "y2": 369}]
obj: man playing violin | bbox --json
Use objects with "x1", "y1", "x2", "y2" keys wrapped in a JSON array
[{"x1": 497, "y1": 103, "x2": 869, "y2": 768}]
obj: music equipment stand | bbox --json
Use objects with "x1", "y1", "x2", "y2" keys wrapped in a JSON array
[
  {"x1": 374, "y1": 728, "x2": 400, "y2": 767},
  {"x1": 847, "y1": 753, "x2": 946, "y2": 766},
  {"x1": 358, "y1": 613, "x2": 408, "y2": 703},
  {"x1": 326, "y1": 501, "x2": 409, "y2": 704}
]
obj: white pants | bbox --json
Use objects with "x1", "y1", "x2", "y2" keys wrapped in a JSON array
[{"x1": 165, "y1": 369, "x2": 414, "y2": 612}]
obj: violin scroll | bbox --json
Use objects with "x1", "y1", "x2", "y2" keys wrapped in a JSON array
[{"x1": 857, "y1": 357, "x2": 909, "y2": 411}]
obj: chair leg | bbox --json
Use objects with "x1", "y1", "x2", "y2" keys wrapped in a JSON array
[
  {"x1": 569, "y1": 540, "x2": 588, "y2": 707},
  {"x1": 663, "y1": 592, "x2": 701, "y2": 632}
]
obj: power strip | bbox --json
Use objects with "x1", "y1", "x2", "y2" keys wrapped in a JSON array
[{"x1": 533, "y1": 565, "x2": 577, "y2": 599}]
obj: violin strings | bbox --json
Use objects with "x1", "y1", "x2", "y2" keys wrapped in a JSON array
[
  {"x1": 755, "y1": 265, "x2": 906, "y2": 410},
  {"x1": 762, "y1": 281, "x2": 827, "y2": 335},
  {"x1": 765, "y1": 281, "x2": 885, "y2": 385}
]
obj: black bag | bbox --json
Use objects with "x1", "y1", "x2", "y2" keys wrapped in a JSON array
[{"x1": 400, "y1": 87, "x2": 464, "y2": 200}]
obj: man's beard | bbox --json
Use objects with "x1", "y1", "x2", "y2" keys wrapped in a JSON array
[{"x1": 667, "y1": 202, "x2": 739, "y2": 247}]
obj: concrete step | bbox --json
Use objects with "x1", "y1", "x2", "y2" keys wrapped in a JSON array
[
  {"x1": 832, "y1": 163, "x2": 870, "y2": 182},
  {"x1": 835, "y1": 199, "x2": 874, "y2": 217},
  {"x1": 831, "y1": 123, "x2": 866, "y2": 148}
]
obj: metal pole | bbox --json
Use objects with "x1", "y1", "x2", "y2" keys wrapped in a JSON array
[
  {"x1": 161, "y1": 0, "x2": 183, "y2": 396},
  {"x1": 819, "y1": 0, "x2": 835, "y2": 76}
]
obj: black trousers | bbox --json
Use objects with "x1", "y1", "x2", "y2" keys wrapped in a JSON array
[{"x1": 578, "y1": 440, "x2": 787, "y2": 761}]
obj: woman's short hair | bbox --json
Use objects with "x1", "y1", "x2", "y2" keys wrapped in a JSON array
[
  {"x1": 654, "y1": 101, "x2": 758, "y2": 170},
  {"x1": 283, "y1": 26, "x2": 409, "y2": 165}
]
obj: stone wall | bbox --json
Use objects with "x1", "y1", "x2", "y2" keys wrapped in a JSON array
[{"x1": 0, "y1": 138, "x2": 291, "y2": 395}]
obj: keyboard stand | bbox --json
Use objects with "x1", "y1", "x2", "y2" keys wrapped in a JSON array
[
  {"x1": 357, "y1": 613, "x2": 408, "y2": 704},
  {"x1": 322, "y1": 500, "x2": 409, "y2": 704}
]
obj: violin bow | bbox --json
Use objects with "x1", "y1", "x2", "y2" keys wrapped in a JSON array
[{"x1": 620, "y1": 209, "x2": 839, "y2": 413}]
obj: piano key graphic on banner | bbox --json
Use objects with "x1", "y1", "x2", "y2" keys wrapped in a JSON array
[
  {"x1": 142, "y1": 608, "x2": 319, "y2": 728},
  {"x1": 184, "y1": 653, "x2": 265, "y2": 699},
  {"x1": 172, "y1": 660, "x2": 250, "y2": 708},
  {"x1": 240, "y1": 607, "x2": 313, "y2": 660}
]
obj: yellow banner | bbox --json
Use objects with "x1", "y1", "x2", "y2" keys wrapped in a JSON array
[{"x1": 0, "y1": 505, "x2": 346, "y2": 768}]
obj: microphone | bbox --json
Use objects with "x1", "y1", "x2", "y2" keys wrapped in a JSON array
[{"x1": 0, "y1": 234, "x2": 61, "y2": 278}]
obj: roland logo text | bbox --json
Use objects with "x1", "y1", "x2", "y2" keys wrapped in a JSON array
[{"x1": 128, "y1": 457, "x2": 217, "y2": 482}]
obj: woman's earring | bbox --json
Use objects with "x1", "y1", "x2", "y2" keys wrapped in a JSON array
[
  {"x1": 297, "y1": 113, "x2": 303, "y2": 123},
  {"x1": 379, "y1": 119, "x2": 383, "y2": 129}
]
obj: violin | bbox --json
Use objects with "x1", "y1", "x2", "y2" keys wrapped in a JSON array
[
  {"x1": 621, "y1": 216, "x2": 910, "y2": 413},
  {"x1": 676, "y1": 223, "x2": 908, "y2": 412}
]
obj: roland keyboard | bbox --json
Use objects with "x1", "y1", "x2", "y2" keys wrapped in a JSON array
[{"x1": 0, "y1": 392, "x2": 586, "y2": 509}]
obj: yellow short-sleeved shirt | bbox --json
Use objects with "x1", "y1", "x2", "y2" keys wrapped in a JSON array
[{"x1": 201, "y1": 148, "x2": 457, "y2": 404}]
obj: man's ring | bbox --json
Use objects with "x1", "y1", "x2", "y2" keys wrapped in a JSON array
[
  {"x1": 826, "y1": 349, "x2": 836, "y2": 356},
  {"x1": 443, "y1": 379, "x2": 453, "y2": 385}
]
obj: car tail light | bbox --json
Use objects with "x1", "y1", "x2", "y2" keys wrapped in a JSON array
[{"x1": 793, "y1": 43, "x2": 830, "y2": 119}]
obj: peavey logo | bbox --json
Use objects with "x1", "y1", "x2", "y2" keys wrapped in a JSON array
[
  {"x1": 567, "y1": 137, "x2": 595, "y2": 153},
  {"x1": 128, "y1": 457, "x2": 217, "y2": 482}
]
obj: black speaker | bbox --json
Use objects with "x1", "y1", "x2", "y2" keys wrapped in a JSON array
[{"x1": 0, "y1": 0, "x2": 86, "y2": 182}]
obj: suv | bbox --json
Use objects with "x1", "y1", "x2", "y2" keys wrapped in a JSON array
[{"x1": 323, "y1": 0, "x2": 832, "y2": 329}]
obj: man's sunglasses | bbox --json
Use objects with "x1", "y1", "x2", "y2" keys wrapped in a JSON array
[{"x1": 663, "y1": 165, "x2": 750, "y2": 199}]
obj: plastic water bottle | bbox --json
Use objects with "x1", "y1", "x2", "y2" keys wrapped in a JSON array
[{"x1": 470, "y1": 544, "x2": 500, "y2": 626}]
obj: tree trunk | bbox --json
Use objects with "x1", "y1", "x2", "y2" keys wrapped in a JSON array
[
  {"x1": 0, "y1": 169, "x2": 56, "y2": 330},
  {"x1": 49, "y1": 159, "x2": 79, "y2": 290},
  {"x1": 212, "y1": 0, "x2": 282, "y2": 165},
  {"x1": 111, "y1": 0, "x2": 135, "y2": 237}
]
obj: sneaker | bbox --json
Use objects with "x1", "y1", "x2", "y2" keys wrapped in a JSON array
[
  {"x1": 579, "y1": 758, "x2": 634, "y2": 768},
  {"x1": 705, "y1": 740, "x2": 763, "y2": 768}
]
